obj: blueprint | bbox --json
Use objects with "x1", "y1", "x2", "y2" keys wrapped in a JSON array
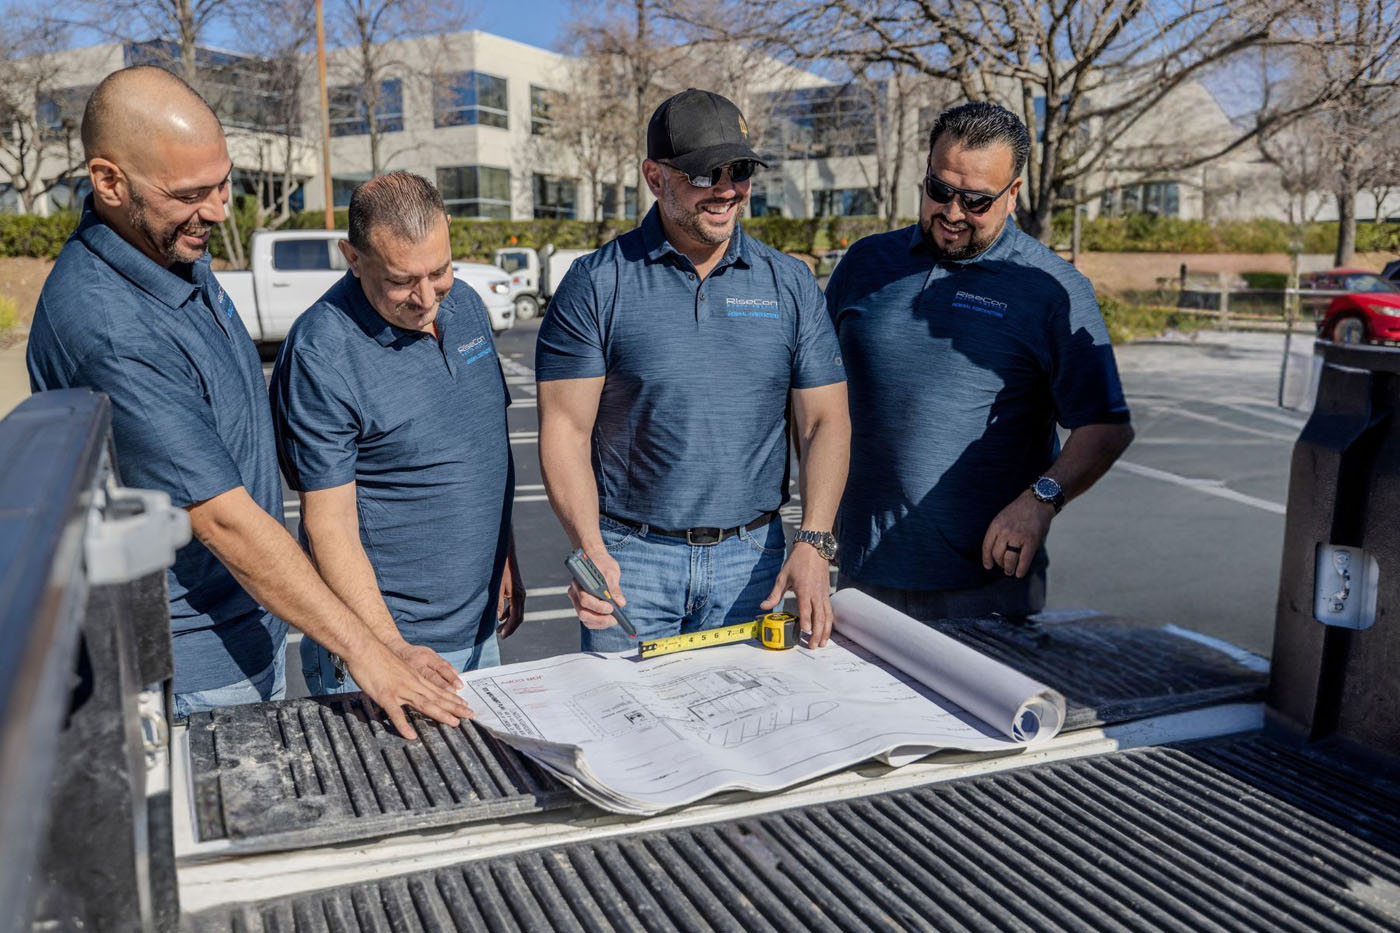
[{"x1": 460, "y1": 589, "x2": 1065, "y2": 814}]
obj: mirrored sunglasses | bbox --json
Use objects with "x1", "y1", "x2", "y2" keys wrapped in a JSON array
[
  {"x1": 922, "y1": 173, "x2": 1015, "y2": 215},
  {"x1": 664, "y1": 160, "x2": 758, "y2": 188}
]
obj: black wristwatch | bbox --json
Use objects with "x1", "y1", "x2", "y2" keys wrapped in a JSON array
[
  {"x1": 795, "y1": 529, "x2": 838, "y2": 561},
  {"x1": 1030, "y1": 476, "x2": 1065, "y2": 513}
]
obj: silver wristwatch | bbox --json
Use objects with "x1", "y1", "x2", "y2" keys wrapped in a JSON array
[
  {"x1": 795, "y1": 529, "x2": 838, "y2": 561},
  {"x1": 1031, "y1": 475, "x2": 1066, "y2": 513}
]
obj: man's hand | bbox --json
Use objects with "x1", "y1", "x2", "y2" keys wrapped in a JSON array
[
  {"x1": 344, "y1": 639, "x2": 472, "y2": 741},
  {"x1": 389, "y1": 640, "x2": 462, "y2": 691},
  {"x1": 982, "y1": 490, "x2": 1055, "y2": 578},
  {"x1": 761, "y1": 542, "x2": 835, "y2": 647},
  {"x1": 497, "y1": 546, "x2": 526, "y2": 638},
  {"x1": 569, "y1": 542, "x2": 627, "y2": 630}
]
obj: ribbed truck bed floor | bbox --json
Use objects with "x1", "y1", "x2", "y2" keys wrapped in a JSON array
[
  {"x1": 187, "y1": 732, "x2": 1400, "y2": 932},
  {"x1": 182, "y1": 615, "x2": 1266, "y2": 850}
]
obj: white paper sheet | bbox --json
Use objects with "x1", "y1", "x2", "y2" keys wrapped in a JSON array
[{"x1": 458, "y1": 589, "x2": 1065, "y2": 814}]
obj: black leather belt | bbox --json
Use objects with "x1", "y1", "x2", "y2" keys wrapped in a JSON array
[{"x1": 603, "y1": 510, "x2": 780, "y2": 546}]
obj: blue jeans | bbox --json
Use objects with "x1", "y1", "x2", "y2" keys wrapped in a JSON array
[
  {"x1": 301, "y1": 633, "x2": 501, "y2": 696},
  {"x1": 172, "y1": 648, "x2": 286, "y2": 720},
  {"x1": 581, "y1": 514, "x2": 788, "y2": 652}
]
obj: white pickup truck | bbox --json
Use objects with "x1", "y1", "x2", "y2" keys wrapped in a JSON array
[
  {"x1": 493, "y1": 244, "x2": 593, "y2": 320},
  {"x1": 215, "y1": 230, "x2": 516, "y2": 345}
]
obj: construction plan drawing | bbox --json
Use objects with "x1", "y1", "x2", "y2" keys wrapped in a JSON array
[{"x1": 460, "y1": 589, "x2": 1066, "y2": 814}]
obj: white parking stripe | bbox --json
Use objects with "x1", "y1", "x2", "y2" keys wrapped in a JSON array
[
  {"x1": 523, "y1": 608, "x2": 581, "y2": 622},
  {"x1": 1113, "y1": 460, "x2": 1286, "y2": 514},
  {"x1": 1145, "y1": 405, "x2": 1296, "y2": 442}
]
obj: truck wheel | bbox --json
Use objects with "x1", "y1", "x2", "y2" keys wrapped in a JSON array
[
  {"x1": 1332, "y1": 316, "x2": 1367, "y2": 345},
  {"x1": 515, "y1": 294, "x2": 540, "y2": 321}
]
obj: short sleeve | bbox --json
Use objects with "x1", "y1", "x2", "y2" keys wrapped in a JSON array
[
  {"x1": 269, "y1": 345, "x2": 361, "y2": 492},
  {"x1": 535, "y1": 263, "x2": 606, "y2": 381},
  {"x1": 73, "y1": 341, "x2": 244, "y2": 508},
  {"x1": 1047, "y1": 277, "x2": 1132, "y2": 428},
  {"x1": 791, "y1": 265, "x2": 846, "y2": 389}
]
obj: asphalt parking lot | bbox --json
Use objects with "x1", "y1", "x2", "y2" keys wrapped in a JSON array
[{"x1": 275, "y1": 322, "x2": 1308, "y2": 696}]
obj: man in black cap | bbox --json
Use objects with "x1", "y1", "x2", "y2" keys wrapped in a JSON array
[{"x1": 536, "y1": 89, "x2": 850, "y2": 652}]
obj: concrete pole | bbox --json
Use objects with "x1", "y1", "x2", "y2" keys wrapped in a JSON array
[{"x1": 316, "y1": 0, "x2": 334, "y2": 230}]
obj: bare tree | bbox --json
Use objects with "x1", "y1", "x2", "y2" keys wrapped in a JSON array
[
  {"x1": 0, "y1": 8, "x2": 85, "y2": 214},
  {"x1": 532, "y1": 54, "x2": 634, "y2": 222},
  {"x1": 325, "y1": 0, "x2": 473, "y2": 177}
]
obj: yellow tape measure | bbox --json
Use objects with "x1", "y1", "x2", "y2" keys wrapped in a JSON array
[{"x1": 637, "y1": 612, "x2": 800, "y2": 659}]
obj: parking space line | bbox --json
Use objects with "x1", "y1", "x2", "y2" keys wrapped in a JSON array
[
  {"x1": 1113, "y1": 460, "x2": 1286, "y2": 514},
  {"x1": 1144, "y1": 405, "x2": 1296, "y2": 441}
]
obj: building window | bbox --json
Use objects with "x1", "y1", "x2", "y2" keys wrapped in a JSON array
[
  {"x1": 762, "y1": 84, "x2": 879, "y2": 160},
  {"x1": 0, "y1": 184, "x2": 19, "y2": 214},
  {"x1": 530, "y1": 85, "x2": 553, "y2": 136},
  {"x1": 750, "y1": 176, "x2": 784, "y2": 217},
  {"x1": 1101, "y1": 181, "x2": 1180, "y2": 218},
  {"x1": 438, "y1": 165, "x2": 512, "y2": 218},
  {"x1": 332, "y1": 174, "x2": 371, "y2": 208},
  {"x1": 434, "y1": 71, "x2": 508, "y2": 129},
  {"x1": 600, "y1": 185, "x2": 637, "y2": 220},
  {"x1": 533, "y1": 174, "x2": 577, "y2": 219},
  {"x1": 124, "y1": 41, "x2": 299, "y2": 135},
  {"x1": 329, "y1": 78, "x2": 403, "y2": 137},
  {"x1": 813, "y1": 188, "x2": 876, "y2": 217},
  {"x1": 47, "y1": 177, "x2": 93, "y2": 212},
  {"x1": 36, "y1": 85, "x2": 93, "y2": 142}
]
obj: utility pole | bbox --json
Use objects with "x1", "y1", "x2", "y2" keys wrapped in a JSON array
[{"x1": 316, "y1": 0, "x2": 333, "y2": 230}]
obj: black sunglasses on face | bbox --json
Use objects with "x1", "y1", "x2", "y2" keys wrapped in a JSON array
[
  {"x1": 663, "y1": 160, "x2": 758, "y2": 188},
  {"x1": 922, "y1": 172, "x2": 1015, "y2": 215}
]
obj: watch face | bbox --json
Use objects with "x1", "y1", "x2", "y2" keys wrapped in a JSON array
[{"x1": 1034, "y1": 477, "x2": 1062, "y2": 499}]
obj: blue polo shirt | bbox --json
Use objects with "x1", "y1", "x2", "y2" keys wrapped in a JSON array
[
  {"x1": 535, "y1": 206, "x2": 845, "y2": 529},
  {"x1": 27, "y1": 199, "x2": 287, "y2": 693},
  {"x1": 825, "y1": 220, "x2": 1130, "y2": 590},
  {"x1": 269, "y1": 275, "x2": 513, "y2": 652}
]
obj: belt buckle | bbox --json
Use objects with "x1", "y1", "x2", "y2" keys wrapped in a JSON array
[{"x1": 686, "y1": 527, "x2": 722, "y2": 546}]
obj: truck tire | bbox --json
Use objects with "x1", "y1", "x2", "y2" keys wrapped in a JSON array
[
  {"x1": 1332, "y1": 316, "x2": 1367, "y2": 345},
  {"x1": 515, "y1": 294, "x2": 540, "y2": 321}
]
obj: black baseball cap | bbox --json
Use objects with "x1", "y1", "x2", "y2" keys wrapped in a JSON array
[{"x1": 647, "y1": 89, "x2": 767, "y2": 177}]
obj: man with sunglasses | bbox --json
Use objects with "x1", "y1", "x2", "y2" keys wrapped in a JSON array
[
  {"x1": 537, "y1": 89, "x2": 850, "y2": 651},
  {"x1": 26, "y1": 66, "x2": 470, "y2": 740},
  {"x1": 825, "y1": 101, "x2": 1134, "y2": 622}
]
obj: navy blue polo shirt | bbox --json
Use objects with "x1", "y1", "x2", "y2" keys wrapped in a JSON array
[
  {"x1": 535, "y1": 206, "x2": 845, "y2": 529},
  {"x1": 269, "y1": 275, "x2": 513, "y2": 652},
  {"x1": 27, "y1": 198, "x2": 287, "y2": 693},
  {"x1": 825, "y1": 220, "x2": 1130, "y2": 591}
]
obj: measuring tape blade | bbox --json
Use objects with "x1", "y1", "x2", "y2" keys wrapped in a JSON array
[{"x1": 637, "y1": 613, "x2": 800, "y2": 659}]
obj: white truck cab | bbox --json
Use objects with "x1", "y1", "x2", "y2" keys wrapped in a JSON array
[
  {"x1": 493, "y1": 245, "x2": 594, "y2": 320},
  {"x1": 216, "y1": 231, "x2": 515, "y2": 345}
]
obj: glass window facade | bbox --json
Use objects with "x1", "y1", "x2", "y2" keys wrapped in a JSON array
[
  {"x1": 530, "y1": 85, "x2": 553, "y2": 136},
  {"x1": 533, "y1": 174, "x2": 577, "y2": 219},
  {"x1": 1100, "y1": 181, "x2": 1181, "y2": 218},
  {"x1": 600, "y1": 185, "x2": 637, "y2": 220},
  {"x1": 329, "y1": 79, "x2": 404, "y2": 137},
  {"x1": 761, "y1": 84, "x2": 880, "y2": 161},
  {"x1": 125, "y1": 41, "x2": 300, "y2": 135},
  {"x1": 438, "y1": 165, "x2": 512, "y2": 218},
  {"x1": 434, "y1": 71, "x2": 508, "y2": 129},
  {"x1": 812, "y1": 188, "x2": 877, "y2": 217},
  {"x1": 332, "y1": 174, "x2": 372, "y2": 208}
]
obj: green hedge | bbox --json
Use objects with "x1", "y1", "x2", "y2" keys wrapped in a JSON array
[
  {"x1": 7, "y1": 208, "x2": 1400, "y2": 261},
  {"x1": 0, "y1": 212, "x2": 78, "y2": 259},
  {"x1": 1099, "y1": 296, "x2": 1207, "y2": 344}
]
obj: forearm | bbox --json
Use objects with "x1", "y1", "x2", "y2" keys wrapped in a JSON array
[
  {"x1": 793, "y1": 385, "x2": 851, "y2": 531},
  {"x1": 541, "y1": 436, "x2": 603, "y2": 549},
  {"x1": 1045, "y1": 422, "x2": 1135, "y2": 503},
  {"x1": 301, "y1": 507, "x2": 402, "y2": 648},
  {"x1": 189, "y1": 490, "x2": 375, "y2": 660}
]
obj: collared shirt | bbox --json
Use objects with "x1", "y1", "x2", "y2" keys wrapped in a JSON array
[
  {"x1": 27, "y1": 198, "x2": 286, "y2": 693},
  {"x1": 269, "y1": 275, "x2": 513, "y2": 651},
  {"x1": 825, "y1": 219, "x2": 1131, "y2": 591},
  {"x1": 535, "y1": 206, "x2": 845, "y2": 530}
]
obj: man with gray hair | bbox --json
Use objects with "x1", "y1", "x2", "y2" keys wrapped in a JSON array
[
  {"x1": 270, "y1": 171, "x2": 524, "y2": 694},
  {"x1": 825, "y1": 101, "x2": 1134, "y2": 621}
]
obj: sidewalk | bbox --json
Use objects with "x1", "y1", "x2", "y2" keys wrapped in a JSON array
[{"x1": 0, "y1": 340, "x2": 30, "y2": 419}]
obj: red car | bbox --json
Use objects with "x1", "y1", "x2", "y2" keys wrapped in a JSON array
[{"x1": 1305, "y1": 267, "x2": 1400, "y2": 344}]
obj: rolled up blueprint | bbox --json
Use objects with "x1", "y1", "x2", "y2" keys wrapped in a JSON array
[{"x1": 832, "y1": 588, "x2": 1065, "y2": 745}]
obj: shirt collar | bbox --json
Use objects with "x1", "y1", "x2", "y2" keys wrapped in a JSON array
[
  {"x1": 74, "y1": 196, "x2": 203, "y2": 309},
  {"x1": 341, "y1": 271, "x2": 453, "y2": 347},
  {"x1": 907, "y1": 215, "x2": 1020, "y2": 273},
  {"x1": 639, "y1": 204, "x2": 750, "y2": 270}
]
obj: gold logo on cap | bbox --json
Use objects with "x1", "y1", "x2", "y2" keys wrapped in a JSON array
[{"x1": 738, "y1": 114, "x2": 748, "y2": 138}]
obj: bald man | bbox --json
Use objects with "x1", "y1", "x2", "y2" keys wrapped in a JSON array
[{"x1": 26, "y1": 66, "x2": 469, "y2": 740}]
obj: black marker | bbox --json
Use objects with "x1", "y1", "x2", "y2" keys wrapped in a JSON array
[{"x1": 566, "y1": 549, "x2": 638, "y2": 639}]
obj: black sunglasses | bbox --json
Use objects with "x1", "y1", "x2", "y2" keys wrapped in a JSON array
[
  {"x1": 922, "y1": 172, "x2": 1015, "y2": 215},
  {"x1": 662, "y1": 160, "x2": 758, "y2": 188}
]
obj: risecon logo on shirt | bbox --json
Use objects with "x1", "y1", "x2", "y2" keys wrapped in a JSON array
[
  {"x1": 951, "y1": 291, "x2": 1008, "y2": 319},
  {"x1": 457, "y1": 335, "x2": 493, "y2": 365},
  {"x1": 725, "y1": 297, "x2": 781, "y2": 319}
]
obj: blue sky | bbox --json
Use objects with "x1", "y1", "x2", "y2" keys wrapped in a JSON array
[{"x1": 473, "y1": 0, "x2": 570, "y2": 52}]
